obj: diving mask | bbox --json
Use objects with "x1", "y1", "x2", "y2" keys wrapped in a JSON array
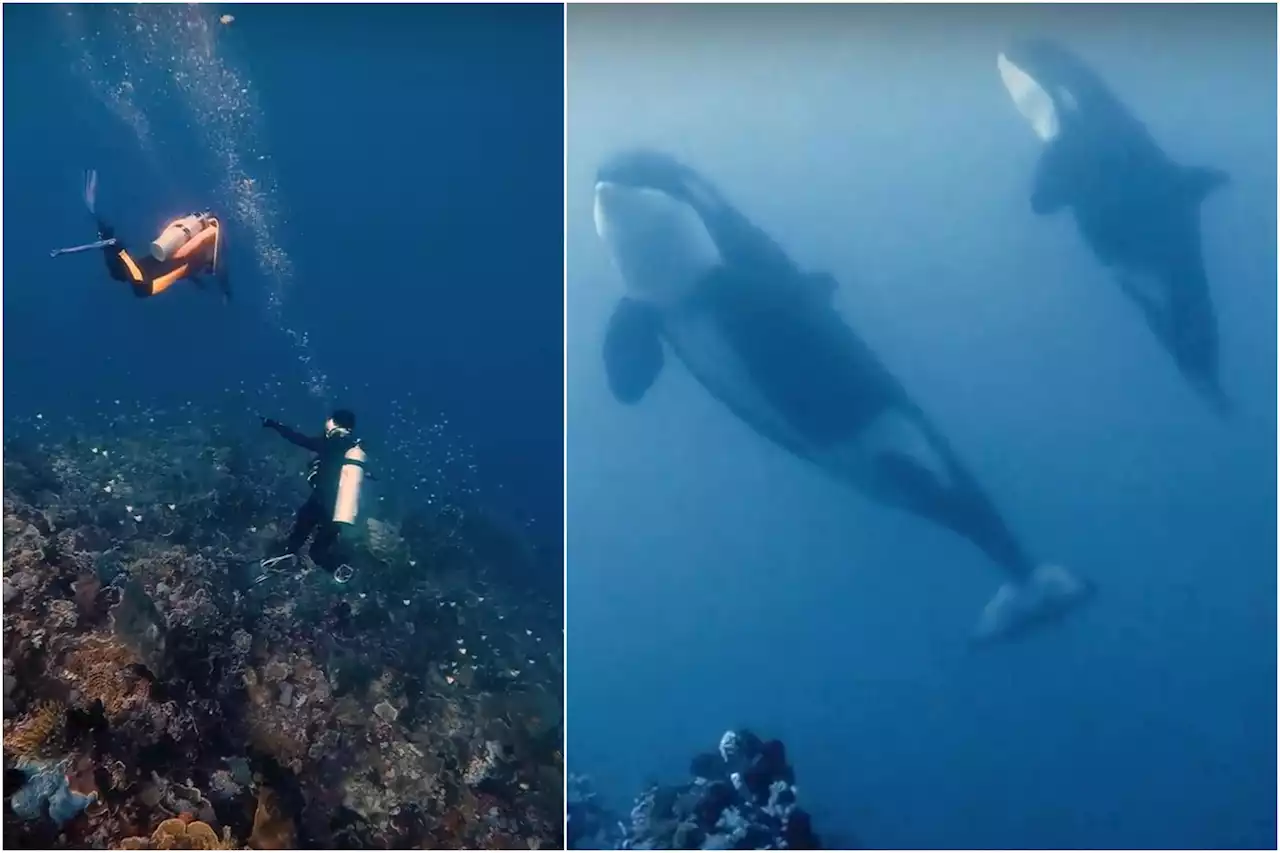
[{"x1": 324, "y1": 418, "x2": 352, "y2": 439}]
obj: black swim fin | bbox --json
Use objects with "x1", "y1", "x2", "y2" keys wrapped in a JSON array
[
  {"x1": 81, "y1": 168, "x2": 117, "y2": 243},
  {"x1": 604, "y1": 297, "x2": 664, "y2": 404},
  {"x1": 84, "y1": 169, "x2": 98, "y2": 216}
]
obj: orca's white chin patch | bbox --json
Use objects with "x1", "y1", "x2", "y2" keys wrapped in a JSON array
[
  {"x1": 593, "y1": 180, "x2": 721, "y2": 307},
  {"x1": 998, "y1": 52, "x2": 1060, "y2": 142}
]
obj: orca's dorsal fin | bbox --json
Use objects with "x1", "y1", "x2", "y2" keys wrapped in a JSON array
[
  {"x1": 604, "y1": 297, "x2": 665, "y2": 404},
  {"x1": 1181, "y1": 165, "x2": 1229, "y2": 204},
  {"x1": 798, "y1": 270, "x2": 838, "y2": 302}
]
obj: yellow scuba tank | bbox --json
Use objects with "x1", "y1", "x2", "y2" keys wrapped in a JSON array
[
  {"x1": 332, "y1": 442, "x2": 367, "y2": 525},
  {"x1": 150, "y1": 214, "x2": 209, "y2": 262}
]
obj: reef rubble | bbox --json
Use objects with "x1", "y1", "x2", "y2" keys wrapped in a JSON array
[{"x1": 2, "y1": 411, "x2": 563, "y2": 849}]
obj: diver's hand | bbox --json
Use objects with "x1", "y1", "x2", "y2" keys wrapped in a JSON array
[{"x1": 261, "y1": 417, "x2": 280, "y2": 430}]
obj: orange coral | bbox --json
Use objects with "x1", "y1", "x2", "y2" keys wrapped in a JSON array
[
  {"x1": 115, "y1": 814, "x2": 237, "y2": 850},
  {"x1": 3, "y1": 699, "x2": 64, "y2": 760},
  {"x1": 61, "y1": 632, "x2": 147, "y2": 716}
]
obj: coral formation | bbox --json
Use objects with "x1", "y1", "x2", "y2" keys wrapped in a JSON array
[
  {"x1": 10, "y1": 757, "x2": 98, "y2": 827},
  {"x1": 116, "y1": 813, "x2": 236, "y2": 850},
  {"x1": 567, "y1": 772, "x2": 624, "y2": 850},
  {"x1": 3, "y1": 700, "x2": 66, "y2": 761},
  {"x1": 569, "y1": 729, "x2": 827, "y2": 850},
  {"x1": 3, "y1": 412, "x2": 563, "y2": 848}
]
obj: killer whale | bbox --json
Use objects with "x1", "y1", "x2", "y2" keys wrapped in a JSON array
[
  {"x1": 998, "y1": 38, "x2": 1231, "y2": 411},
  {"x1": 592, "y1": 149, "x2": 1093, "y2": 644}
]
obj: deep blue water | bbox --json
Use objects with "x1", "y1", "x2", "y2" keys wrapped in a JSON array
[
  {"x1": 567, "y1": 4, "x2": 1276, "y2": 849},
  {"x1": 3, "y1": 3, "x2": 565, "y2": 549}
]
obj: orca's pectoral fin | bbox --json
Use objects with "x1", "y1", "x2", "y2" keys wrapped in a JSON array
[
  {"x1": 1181, "y1": 165, "x2": 1229, "y2": 204},
  {"x1": 604, "y1": 297, "x2": 665, "y2": 404}
]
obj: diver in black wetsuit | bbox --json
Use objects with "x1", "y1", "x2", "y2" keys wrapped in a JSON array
[{"x1": 259, "y1": 409, "x2": 360, "y2": 575}]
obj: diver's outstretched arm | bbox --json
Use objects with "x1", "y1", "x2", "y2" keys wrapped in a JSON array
[
  {"x1": 49, "y1": 237, "x2": 117, "y2": 259},
  {"x1": 261, "y1": 418, "x2": 325, "y2": 453}
]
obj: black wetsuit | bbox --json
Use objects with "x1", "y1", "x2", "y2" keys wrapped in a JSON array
[
  {"x1": 97, "y1": 219, "x2": 230, "y2": 301},
  {"x1": 263, "y1": 420, "x2": 357, "y2": 569}
]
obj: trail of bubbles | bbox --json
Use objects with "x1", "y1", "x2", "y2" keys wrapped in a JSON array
[
  {"x1": 61, "y1": 3, "x2": 329, "y2": 400},
  {"x1": 61, "y1": 5, "x2": 154, "y2": 152},
  {"x1": 50, "y1": 5, "x2": 519, "y2": 533}
]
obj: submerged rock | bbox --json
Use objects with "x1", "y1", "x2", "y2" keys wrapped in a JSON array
[{"x1": 570, "y1": 728, "x2": 832, "y2": 850}]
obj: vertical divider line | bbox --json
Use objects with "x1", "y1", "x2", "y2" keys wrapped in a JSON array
[{"x1": 560, "y1": 0, "x2": 571, "y2": 844}]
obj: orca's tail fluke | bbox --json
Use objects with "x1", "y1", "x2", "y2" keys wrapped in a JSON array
[
  {"x1": 970, "y1": 564, "x2": 1095, "y2": 646},
  {"x1": 1181, "y1": 164, "x2": 1229, "y2": 204},
  {"x1": 1190, "y1": 375, "x2": 1234, "y2": 419}
]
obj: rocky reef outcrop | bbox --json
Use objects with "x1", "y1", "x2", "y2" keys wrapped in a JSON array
[
  {"x1": 569, "y1": 728, "x2": 826, "y2": 850},
  {"x1": 2, "y1": 410, "x2": 563, "y2": 849}
]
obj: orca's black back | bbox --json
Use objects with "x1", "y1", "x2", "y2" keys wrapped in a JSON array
[{"x1": 693, "y1": 266, "x2": 902, "y2": 448}]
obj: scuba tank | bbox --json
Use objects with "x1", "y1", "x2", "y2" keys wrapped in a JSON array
[
  {"x1": 150, "y1": 214, "x2": 210, "y2": 262},
  {"x1": 332, "y1": 442, "x2": 367, "y2": 525}
]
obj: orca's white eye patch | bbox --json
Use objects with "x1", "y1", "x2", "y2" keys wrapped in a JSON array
[
  {"x1": 593, "y1": 181, "x2": 721, "y2": 307},
  {"x1": 594, "y1": 183, "x2": 690, "y2": 237},
  {"x1": 998, "y1": 52, "x2": 1061, "y2": 142}
]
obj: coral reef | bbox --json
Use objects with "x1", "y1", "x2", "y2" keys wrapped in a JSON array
[
  {"x1": 2, "y1": 412, "x2": 563, "y2": 849},
  {"x1": 569, "y1": 729, "x2": 825, "y2": 850},
  {"x1": 567, "y1": 772, "x2": 625, "y2": 850},
  {"x1": 116, "y1": 813, "x2": 236, "y2": 849},
  {"x1": 4, "y1": 701, "x2": 67, "y2": 761},
  {"x1": 10, "y1": 757, "x2": 97, "y2": 827}
]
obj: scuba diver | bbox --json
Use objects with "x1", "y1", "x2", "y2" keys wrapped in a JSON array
[
  {"x1": 257, "y1": 409, "x2": 368, "y2": 584},
  {"x1": 51, "y1": 169, "x2": 231, "y2": 303}
]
